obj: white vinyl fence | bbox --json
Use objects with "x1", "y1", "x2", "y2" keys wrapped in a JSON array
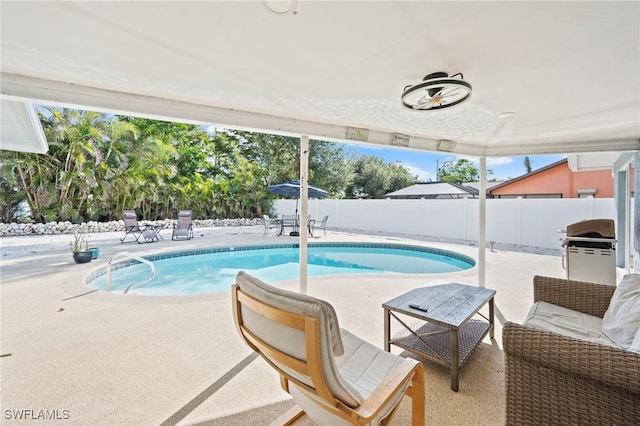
[{"x1": 272, "y1": 197, "x2": 627, "y2": 251}]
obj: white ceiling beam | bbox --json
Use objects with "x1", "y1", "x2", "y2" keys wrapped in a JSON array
[
  {"x1": 3, "y1": 73, "x2": 638, "y2": 158},
  {"x1": 2, "y1": 72, "x2": 425, "y2": 151},
  {"x1": 484, "y1": 139, "x2": 639, "y2": 157}
]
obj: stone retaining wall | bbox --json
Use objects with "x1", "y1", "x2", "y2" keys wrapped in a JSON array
[{"x1": 0, "y1": 218, "x2": 263, "y2": 237}]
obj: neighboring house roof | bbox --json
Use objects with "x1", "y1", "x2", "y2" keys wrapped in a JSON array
[
  {"x1": 462, "y1": 182, "x2": 504, "y2": 191},
  {"x1": 385, "y1": 182, "x2": 478, "y2": 199},
  {"x1": 487, "y1": 158, "x2": 622, "y2": 198},
  {"x1": 488, "y1": 159, "x2": 568, "y2": 192}
]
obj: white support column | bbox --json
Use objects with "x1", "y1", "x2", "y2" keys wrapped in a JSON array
[
  {"x1": 299, "y1": 135, "x2": 309, "y2": 294},
  {"x1": 478, "y1": 157, "x2": 487, "y2": 288}
]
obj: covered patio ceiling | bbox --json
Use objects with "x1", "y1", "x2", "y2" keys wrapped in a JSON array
[{"x1": 1, "y1": 1, "x2": 639, "y2": 159}]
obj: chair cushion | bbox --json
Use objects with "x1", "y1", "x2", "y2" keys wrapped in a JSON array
[
  {"x1": 524, "y1": 301, "x2": 617, "y2": 348},
  {"x1": 602, "y1": 274, "x2": 640, "y2": 350},
  {"x1": 289, "y1": 328, "x2": 413, "y2": 426},
  {"x1": 336, "y1": 329, "x2": 408, "y2": 398},
  {"x1": 236, "y1": 271, "x2": 344, "y2": 355}
]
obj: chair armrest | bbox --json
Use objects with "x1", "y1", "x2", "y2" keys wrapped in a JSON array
[
  {"x1": 354, "y1": 358, "x2": 424, "y2": 423},
  {"x1": 503, "y1": 322, "x2": 640, "y2": 395},
  {"x1": 533, "y1": 275, "x2": 615, "y2": 318}
]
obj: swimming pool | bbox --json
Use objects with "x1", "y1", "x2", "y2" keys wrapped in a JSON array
[{"x1": 87, "y1": 243, "x2": 475, "y2": 296}]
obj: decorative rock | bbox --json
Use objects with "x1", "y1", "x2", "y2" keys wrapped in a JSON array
[{"x1": 0, "y1": 218, "x2": 264, "y2": 237}]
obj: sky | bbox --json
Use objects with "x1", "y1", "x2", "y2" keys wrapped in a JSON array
[{"x1": 340, "y1": 143, "x2": 566, "y2": 182}]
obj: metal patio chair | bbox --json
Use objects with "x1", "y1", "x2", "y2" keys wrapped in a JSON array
[
  {"x1": 172, "y1": 210, "x2": 194, "y2": 240},
  {"x1": 262, "y1": 215, "x2": 280, "y2": 236},
  {"x1": 310, "y1": 215, "x2": 329, "y2": 236},
  {"x1": 120, "y1": 209, "x2": 160, "y2": 244}
]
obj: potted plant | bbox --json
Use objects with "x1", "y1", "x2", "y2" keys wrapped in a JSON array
[
  {"x1": 88, "y1": 246, "x2": 100, "y2": 260},
  {"x1": 70, "y1": 229, "x2": 93, "y2": 264}
]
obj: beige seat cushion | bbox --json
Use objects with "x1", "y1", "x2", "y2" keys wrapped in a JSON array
[
  {"x1": 290, "y1": 328, "x2": 413, "y2": 426},
  {"x1": 336, "y1": 329, "x2": 408, "y2": 398},
  {"x1": 524, "y1": 301, "x2": 618, "y2": 348}
]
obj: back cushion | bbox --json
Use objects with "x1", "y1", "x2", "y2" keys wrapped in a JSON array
[
  {"x1": 602, "y1": 274, "x2": 640, "y2": 350},
  {"x1": 235, "y1": 272, "x2": 364, "y2": 407},
  {"x1": 236, "y1": 271, "x2": 344, "y2": 355}
]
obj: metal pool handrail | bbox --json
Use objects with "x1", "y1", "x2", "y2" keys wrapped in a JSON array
[{"x1": 107, "y1": 252, "x2": 156, "y2": 294}]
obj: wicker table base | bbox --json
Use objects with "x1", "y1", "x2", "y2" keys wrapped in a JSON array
[{"x1": 383, "y1": 283, "x2": 495, "y2": 391}]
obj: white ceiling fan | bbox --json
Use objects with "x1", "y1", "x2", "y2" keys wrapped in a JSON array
[{"x1": 401, "y1": 72, "x2": 472, "y2": 111}]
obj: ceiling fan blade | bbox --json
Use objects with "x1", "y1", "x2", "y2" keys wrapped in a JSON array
[
  {"x1": 438, "y1": 86, "x2": 461, "y2": 99},
  {"x1": 416, "y1": 101, "x2": 436, "y2": 110}
]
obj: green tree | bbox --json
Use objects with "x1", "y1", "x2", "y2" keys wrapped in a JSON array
[
  {"x1": 232, "y1": 131, "x2": 352, "y2": 197},
  {"x1": 0, "y1": 150, "x2": 53, "y2": 222},
  {"x1": 1, "y1": 107, "x2": 432, "y2": 222},
  {"x1": 523, "y1": 156, "x2": 533, "y2": 173},
  {"x1": 439, "y1": 159, "x2": 478, "y2": 184},
  {"x1": 1, "y1": 108, "x2": 109, "y2": 222},
  {"x1": 438, "y1": 159, "x2": 494, "y2": 184},
  {"x1": 345, "y1": 155, "x2": 419, "y2": 199}
]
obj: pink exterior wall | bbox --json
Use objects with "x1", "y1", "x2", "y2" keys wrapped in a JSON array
[
  {"x1": 572, "y1": 169, "x2": 615, "y2": 197},
  {"x1": 491, "y1": 161, "x2": 616, "y2": 198}
]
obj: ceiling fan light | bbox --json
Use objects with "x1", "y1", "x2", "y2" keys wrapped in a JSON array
[{"x1": 401, "y1": 72, "x2": 472, "y2": 111}]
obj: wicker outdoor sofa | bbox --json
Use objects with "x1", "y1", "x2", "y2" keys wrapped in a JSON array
[{"x1": 503, "y1": 275, "x2": 640, "y2": 426}]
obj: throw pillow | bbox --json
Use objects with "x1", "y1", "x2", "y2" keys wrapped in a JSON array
[{"x1": 602, "y1": 274, "x2": 640, "y2": 350}]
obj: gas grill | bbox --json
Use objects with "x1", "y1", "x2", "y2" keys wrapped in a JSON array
[{"x1": 561, "y1": 219, "x2": 617, "y2": 286}]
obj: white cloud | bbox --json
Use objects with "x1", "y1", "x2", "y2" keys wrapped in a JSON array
[
  {"x1": 403, "y1": 163, "x2": 431, "y2": 181},
  {"x1": 456, "y1": 155, "x2": 514, "y2": 166},
  {"x1": 487, "y1": 157, "x2": 514, "y2": 166},
  {"x1": 204, "y1": 125, "x2": 217, "y2": 135}
]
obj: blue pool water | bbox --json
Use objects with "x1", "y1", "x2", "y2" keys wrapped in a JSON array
[{"x1": 87, "y1": 243, "x2": 475, "y2": 296}]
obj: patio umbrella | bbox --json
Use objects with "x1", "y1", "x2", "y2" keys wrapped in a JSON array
[{"x1": 267, "y1": 180, "x2": 328, "y2": 214}]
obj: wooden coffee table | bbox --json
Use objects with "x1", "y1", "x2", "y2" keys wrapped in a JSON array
[{"x1": 383, "y1": 283, "x2": 495, "y2": 391}]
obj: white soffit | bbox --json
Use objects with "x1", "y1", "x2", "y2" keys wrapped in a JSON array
[
  {"x1": 567, "y1": 153, "x2": 626, "y2": 172},
  {"x1": 0, "y1": 100, "x2": 48, "y2": 154}
]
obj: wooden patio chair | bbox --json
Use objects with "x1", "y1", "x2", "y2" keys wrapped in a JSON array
[{"x1": 232, "y1": 271, "x2": 425, "y2": 425}]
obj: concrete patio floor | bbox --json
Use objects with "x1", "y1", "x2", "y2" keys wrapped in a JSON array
[{"x1": 0, "y1": 226, "x2": 567, "y2": 425}]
